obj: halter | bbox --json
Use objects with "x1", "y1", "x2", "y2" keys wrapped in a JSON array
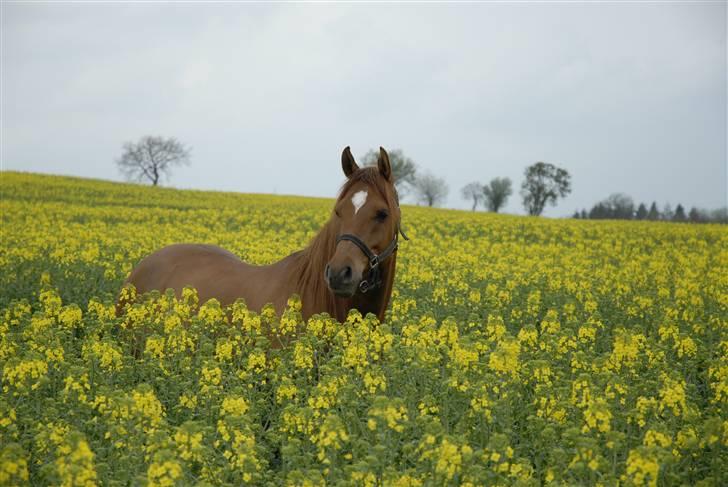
[{"x1": 336, "y1": 225, "x2": 409, "y2": 294}]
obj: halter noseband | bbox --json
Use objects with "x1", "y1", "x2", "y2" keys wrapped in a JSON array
[{"x1": 336, "y1": 225, "x2": 409, "y2": 293}]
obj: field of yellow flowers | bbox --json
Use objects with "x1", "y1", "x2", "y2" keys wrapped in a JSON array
[{"x1": 1, "y1": 172, "x2": 726, "y2": 486}]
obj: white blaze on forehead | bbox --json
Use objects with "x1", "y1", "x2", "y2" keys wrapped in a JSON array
[{"x1": 351, "y1": 190, "x2": 368, "y2": 215}]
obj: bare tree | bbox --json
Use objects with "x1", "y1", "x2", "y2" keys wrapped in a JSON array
[
  {"x1": 483, "y1": 177, "x2": 513, "y2": 213},
  {"x1": 413, "y1": 172, "x2": 449, "y2": 207},
  {"x1": 461, "y1": 182, "x2": 483, "y2": 211},
  {"x1": 116, "y1": 135, "x2": 191, "y2": 186},
  {"x1": 362, "y1": 148, "x2": 417, "y2": 198},
  {"x1": 520, "y1": 162, "x2": 571, "y2": 216}
]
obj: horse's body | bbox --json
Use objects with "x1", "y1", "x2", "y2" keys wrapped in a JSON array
[
  {"x1": 123, "y1": 243, "x2": 300, "y2": 314},
  {"x1": 118, "y1": 147, "x2": 403, "y2": 324}
]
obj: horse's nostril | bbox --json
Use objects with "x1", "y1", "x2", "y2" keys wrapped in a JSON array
[{"x1": 343, "y1": 266, "x2": 352, "y2": 280}]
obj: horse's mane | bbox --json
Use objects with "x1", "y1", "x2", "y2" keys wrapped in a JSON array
[{"x1": 292, "y1": 166, "x2": 399, "y2": 320}]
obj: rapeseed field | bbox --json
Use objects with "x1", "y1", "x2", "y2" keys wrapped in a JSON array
[{"x1": 1, "y1": 172, "x2": 726, "y2": 486}]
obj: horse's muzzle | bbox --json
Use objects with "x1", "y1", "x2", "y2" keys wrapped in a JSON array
[{"x1": 325, "y1": 264, "x2": 358, "y2": 297}]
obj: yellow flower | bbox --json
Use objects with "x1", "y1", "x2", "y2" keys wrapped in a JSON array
[
  {"x1": 57, "y1": 305, "x2": 83, "y2": 329},
  {"x1": 145, "y1": 335, "x2": 166, "y2": 359},
  {"x1": 674, "y1": 336, "x2": 697, "y2": 358},
  {"x1": 215, "y1": 338, "x2": 234, "y2": 362},
  {"x1": 221, "y1": 396, "x2": 250, "y2": 417},
  {"x1": 200, "y1": 365, "x2": 223, "y2": 394},
  {"x1": 606, "y1": 330, "x2": 646, "y2": 372},
  {"x1": 2, "y1": 356, "x2": 48, "y2": 394},
  {"x1": 82, "y1": 340, "x2": 123, "y2": 371},
  {"x1": 132, "y1": 386, "x2": 165, "y2": 430},
  {"x1": 179, "y1": 393, "x2": 198, "y2": 409},
  {"x1": 276, "y1": 381, "x2": 298, "y2": 404},
  {"x1": 0, "y1": 444, "x2": 29, "y2": 485},
  {"x1": 435, "y1": 438, "x2": 466, "y2": 480},
  {"x1": 582, "y1": 397, "x2": 612, "y2": 434},
  {"x1": 488, "y1": 335, "x2": 520, "y2": 377},
  {"x1": 644, "y1": 430, "x2": 671, "y2": 448},
  {"x1": 658, "y1": 374, "x2": 688, "y2": 417},
  {"x1": 622, "y1": 448, "x2": 660, "y2": 486},
  {"x1": 293, "y1": 342, "x2": 314, "y2": 370},
  {"x1": 312, "y1": 414, "x2": 349, "y2": 462},
  {"x1": 174, "y1": 424, "x2": 204, "y2": 462},
  {"x1": 368, "y1": 399, "x2": 408, "y2": 433},
  {"x1": 51, "y1": 430, "x2": 98, "y2": 487},
  {"x1": 246, "y1": 350, "x2": 267, "y2": 373},
  {"x1": 147, "y1": 456, "x2": 183, "y2": 487}
]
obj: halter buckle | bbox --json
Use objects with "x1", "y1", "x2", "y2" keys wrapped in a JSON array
[
  {"x1": 359, "y1": 280, "x2": 371, "y2": 293},
  {"x1": 369, "y1": 255, "x2": 380, "y2": 269}
]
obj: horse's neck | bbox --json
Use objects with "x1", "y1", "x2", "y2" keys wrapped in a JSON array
[{"x1": 348, "y1": 255, "x2": 396, "y2": 322}]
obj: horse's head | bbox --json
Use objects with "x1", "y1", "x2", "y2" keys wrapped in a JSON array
[{"x1": 325, "y1": 146, "x2": 403, "y2": 297}]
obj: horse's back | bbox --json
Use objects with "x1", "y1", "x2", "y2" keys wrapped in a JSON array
[{"x1": 123, "y1": 243, "x2": 248, "y2": 304}]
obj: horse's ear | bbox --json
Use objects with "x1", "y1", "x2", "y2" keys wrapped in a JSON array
[
  {"x1": 341, "y1": 146, "x2": 359, "y2": 178},
  {"x1": 378, "y1": 147, "x2": 392, "y2": 181}
]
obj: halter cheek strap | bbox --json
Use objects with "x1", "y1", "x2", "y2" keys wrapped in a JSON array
[{"x1": 336, "y1": 225, "x2": 409, "y2": 293}]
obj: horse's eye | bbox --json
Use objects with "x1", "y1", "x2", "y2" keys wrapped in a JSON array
[
  {"x1": 335, "y1": 209, "x2": 342, "y2": 218},
  {"x1": 375, "y1": 210, "x2": 389, "y2": 222}
]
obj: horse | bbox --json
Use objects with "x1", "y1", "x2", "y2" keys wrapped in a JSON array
[{"x1": 117, "y1": 146, "x2": 407, "y2": 325}]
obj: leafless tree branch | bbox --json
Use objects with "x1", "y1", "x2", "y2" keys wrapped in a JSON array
[{"x1": 115, "y1": 135, "x2": 191, "y2": 186}]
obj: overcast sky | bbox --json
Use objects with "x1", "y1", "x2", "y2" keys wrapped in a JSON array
[{"x1": 2, "y1": 2, "x2": 726, "y2": 215}]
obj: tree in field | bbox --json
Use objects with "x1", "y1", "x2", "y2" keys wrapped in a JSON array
[
  {"x1": 710, "y1": 207, "x2": 728, "y2": 223},
  {"x1": 412, "y1": 172, "x2": 449, "y2": 207},
  {"x1": 635, "y1": 203, "x2": 648, "y2": 220},
  {"x1": 116, "y1": 135, "x2": 191, "y2": 186},
  {"x1": 589, "y1": 202, "x2": 607, "y2": 219},
  {"x1": 688, "y1": 207, "x2": 702, "y2": 223},
  {"x1": 647, "y1": 202, "x2": 660, "y2": 220},
  {"x1": 662, "y1": 203, "x2": 674, "y2": 221},
  {"x1": 520, "y1": 162, "x2": 571, "y2": 216},
  {"x1": 483, "y1": 177, "x2": 513, "y2": 213},
  {"x1": 362, "y1": 148, "x2": 417, "y2": 198},
  {"x1": 461, "y1": 182, "x2": 483, "y2": 211},
  {"x1": 587, "y1": 193, "x2": 634, "y2": 220},
  {"x1": 673, "y1": 204, "x2": 686, "y2": 222},
  {"x1": 605, "y1": 193, "x2": 635, "y2": 219}
]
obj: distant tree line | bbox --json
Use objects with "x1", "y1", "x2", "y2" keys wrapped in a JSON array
[
  {"x1": 461, "y1": 178, "x2": 513, "y2": 212},
  {"x1": 459, "y1": 162, "x2": 571, "y2": 215},
  {"x1": 116, "y1": 137, "x2": 574, "y2": 215},
  {"x1": 116, "y1": 138, "x2": 719, "y2": 224},
  {"x1": 573, "y1": 193, "x2": 727, "y2": 224}
]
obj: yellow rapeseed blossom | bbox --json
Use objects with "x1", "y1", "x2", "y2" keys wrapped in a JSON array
[
  {"x1": 658, "y1": 374, "x2": 688, "y2": 417},
  {"x1": 3, "y1": 356, "x2": 48, "y2": 393},
  {"x1": 221, "y1": 396, "x2": 250, "y2": 417},
  {"x1": 0, "y1": 444, "x2": 29, "y2": 485},
  {"x1": 1, "y1": 173, "x2": 724, "y2": 485},
  {"x1": 54, "y1": 432, "x2": 98, "y2": 487},
  {"x1": 147, "y1": 456, "x2": 182, "y2": 487},
  {"x1": 368, "y1": 398, "x2": 408, "y2": 432},
  {"x1": 621, "y1": 448, "x2": 660, "y2": 486},
  {"x1": 82, "y1": 340, "x2": 123, "y2": 371},
  {"x1": 488, "y1": 335, "x2": 520, "y2": 377}
]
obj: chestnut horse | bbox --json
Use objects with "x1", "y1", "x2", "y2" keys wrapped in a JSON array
[{"x1": 118, "y1": 147, "x2": 406, "y2": 323}]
